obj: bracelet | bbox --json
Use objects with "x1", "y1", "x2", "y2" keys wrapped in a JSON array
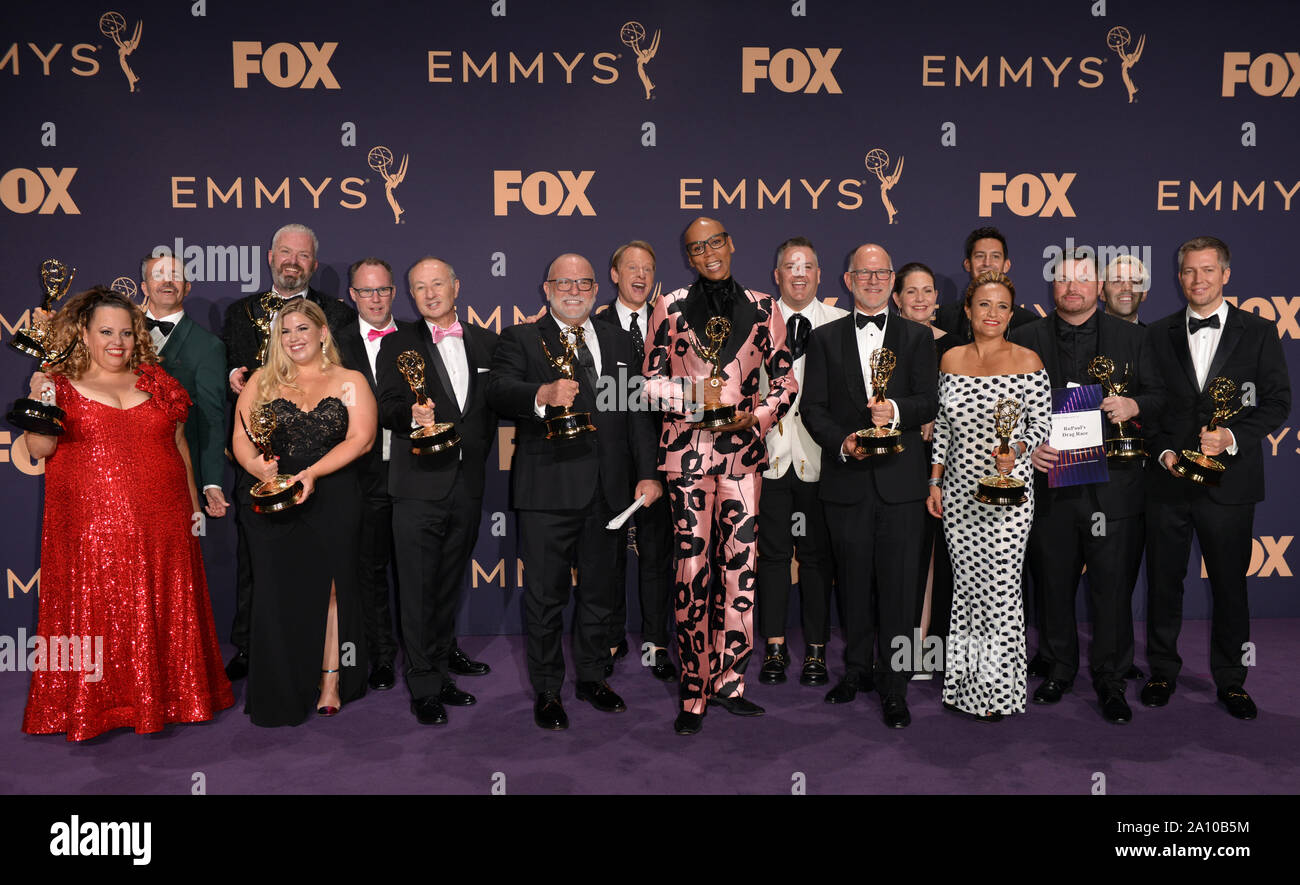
[{"x1": 928, "y1": 477, "x2": 942, "y2": 487}]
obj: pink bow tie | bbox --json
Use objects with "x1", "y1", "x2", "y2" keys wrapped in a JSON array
[
  {"x1": 430, "y1": 321, "x2": 463, "y2": 345},
  {"x1": 367, "y1": 327, "x2": 396, "y2": 341}
]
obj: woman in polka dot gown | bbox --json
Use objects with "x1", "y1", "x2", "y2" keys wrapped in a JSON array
[{"x1": 926, "y1": 273, "x2": 1051, "y2": 721}]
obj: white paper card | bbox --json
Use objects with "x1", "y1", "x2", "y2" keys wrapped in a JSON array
[{"x1": 1050, "y1": 410, "x2": 1103, "y2": 451}]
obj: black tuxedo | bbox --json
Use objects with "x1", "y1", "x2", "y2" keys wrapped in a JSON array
[
  {"x1": 801, "y1": 313, "x2": 938, "y2": 696},
  {"x1": 487, "y1": 314, "x2": 658, "y2": 694},
  {"x1": 1142, "y1": 303, "x2": 1290, "y2": 691},
  {"x1": 221, "y1": 285, "x2": 356, "y2": 656},
  {"x1": 593, "y1": 301, "x2": 673, "y2": 650},
  {"x1": 374, "y1": 319, "x2": 499, "y2": 699},
  {"x1": 1010, "y1": 310, "x2": 1165, "y2": 696},
  {"x1": 156, "y1": 314, "x2": 227, "y2": 490},
  {"x1": 335, "y1": 319, "x2": 400, "y2": 671},
  {"x1": 935, "y1": 299, "x2": 1038, "y2": 346}
]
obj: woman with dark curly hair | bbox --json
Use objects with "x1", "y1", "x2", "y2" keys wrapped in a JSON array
[{"x1": 20, "y1": 287, "x2": 233, "y2": 740}]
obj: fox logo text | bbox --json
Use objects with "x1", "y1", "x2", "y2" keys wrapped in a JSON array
[
  {"x1": 493, "y1": 171, "x2": 595, "y2": 216},
  {"x1": 232, "y1": 41, "x2": 339, "y2": 89},
  {"x1": 978, "y1": 172, "x2": 1076, "y2": 218},
  {"x1": 741, "y1": 48, "x2": 842, "y2": 94}
]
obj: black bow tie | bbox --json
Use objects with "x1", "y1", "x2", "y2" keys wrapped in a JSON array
[
  {"x1": 855, "y1": 312, "x2": 885, "y2": 330},
  {"x1": 146, "y1": 317, "x2": 176, "y2": 336},
  {"x1": 787, "y1": 314, "x2": 811, "y2": 361},
  {"x1": 1188, "y1": 314, "x2": 1221, "y2": 334}
]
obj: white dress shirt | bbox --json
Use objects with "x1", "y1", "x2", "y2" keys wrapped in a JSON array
[
  {"x1": 429, "y1": 318, "x2": 470, "y2": 412},
  {"x1": 1181, "y1": 300, "x2": 1237, "y2": 456},
  {"x1": 360, "y1": 317, "x2": 397, "y2": 461},
  {"x1": 146, "y1": 308, "x2": 185, "y2": 353},
  {"x1": 534, "y1": 313, "x2": 602, "y2": 415}
]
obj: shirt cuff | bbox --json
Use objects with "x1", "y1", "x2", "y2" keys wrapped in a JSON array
[
  {"x1": 534, "y1": 397, "x2": 547, "y2": 418},
  {"x1": 1225, "y1": 428, "x2": 1238, "y2": 456},
  {"x1": 887, "y1": 398, "x2": 899, "y2": 428},
  {"x1": 201, "y1": 484, "x2": 221, "y2": 492}
]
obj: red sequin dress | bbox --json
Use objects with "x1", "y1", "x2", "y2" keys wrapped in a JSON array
[{"x1": 22, "y1": 364, "x2": 234, "y2": 741}]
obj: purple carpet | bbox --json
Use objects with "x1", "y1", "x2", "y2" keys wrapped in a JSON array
[{"x1": 2, "y1": 619, "x2": 1297, "y2": 795}]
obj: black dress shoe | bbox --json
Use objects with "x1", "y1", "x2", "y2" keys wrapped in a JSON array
[
  {"x1": 942, "y1": 701, "x2": 1004, "y2": 723},
  {"x1": 1100, "y1": 694, "x2": 1132, "y2": 724},
  {"x1": 534, "y1": 691, "x2": 568, "y2": 730},
  {"x1": 1026, "y1": 654, "x2": 1049, "y2": 678},
  {"x1": 438, "y1": 681, "x2": 476, "y2": 707},
  {"x1": 1125, "y1": 664, "x2": 1145, "y2": 680},
  {"x1": 800, "y1": 644, "x2": 829, "y2": 686},
  {"x1": 824, "y1": 673, "x2": 870, "y2": 704},
  {"x1": 708, "y1": 695, "x2": 765, "y2": 716},
  {"x1": 758, "y1": 642, "x2": 788, "y2": 685},
  {"x1": 575, "y1": 680, "x2": 627, "y2": 713},
  {"x1": 449, "y1": 643, "x2": 490, "y2": 677},
  {"x1": 411, "y1": 696, "x2": 448, "y2": 725},
  {"x1": 1140, "y1": 679, "x2": 1173, "y2": 707},
  {"x1": 612, "y1": 638, "x2": 629, "y2": 661},
  {"x1": 1033, "y1": 678, "x2": 1072, "y2": 705},
  {"x1": 882, "y1": 694, "x2": 911, "y2": 728},
  {"x1": 674, "y1": 710, "x2": 704, "y2": 735},
  {"x1": 649, "y1": 648, "x2": 677, "y2": 682},
  {"x1": 368, "y1": 663, "x2": 395, "y2": 691},
  {"x1": 1217, "y1": 686, "x2": 1257, "y2": 720},
  {"x1": 224, "y1": 652, "x2": 249, "y2": 681}
]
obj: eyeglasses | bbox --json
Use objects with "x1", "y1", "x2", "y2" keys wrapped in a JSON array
[
  {"x1": 848, "y1": 268, "x2": 894, "y2": 282},
  {"x1": 685, "y1": 233, "x2": 730, "y2": 256},
  {"x1": 351, "y1": 286, "x2": 395, "y2": 298},
  {"x1": 547, "y1": 277, "x2": 595, "y2": 292},
  {"x1": 780, "y1": 262, "x2": 818, "y2": 274}
]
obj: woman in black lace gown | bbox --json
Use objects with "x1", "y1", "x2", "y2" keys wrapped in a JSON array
[{"x1": 232, "y1": 299, "x2": 376, "y2": 726}]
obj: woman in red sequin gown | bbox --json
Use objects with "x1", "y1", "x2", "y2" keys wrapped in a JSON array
[{"x1": 21, "y1": 288, "x2": 233, "y2": 741}]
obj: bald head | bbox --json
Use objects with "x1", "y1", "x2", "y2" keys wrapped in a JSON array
[
  {"x1": 544, "y1": 253, "x2": 598, "y2": 326},
  {"x1": 684, "y1": 216, "x2": 734, "y2": 281},
  {"x1": 844, "y1": 243, "x2": 895, "y2": 314}
]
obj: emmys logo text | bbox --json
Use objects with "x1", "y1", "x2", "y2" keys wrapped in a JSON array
[
  {"x1": 741, "y1": 47, "x2": 842, "y2": 93},
  {"x1": 427, "y1": 50, "x2": 618, "y2": 86},
  {"x1": 1155, "y1": 179, "x2": 1300, "y2": 213},
  {"x1": 978, "y1": 172, "x2": 1077, "y2": 218},
  {"x1": 6, "y1": 568, "x2": 39, "y2": 600},
  {"x1": 493, "y1": 170, "x2": 596, "y2": 216},
  {"x1": 232, "y1": 41, "x2": 340, "y2": 89},
  {"x1": 170, "y1": 175, "x2": 366, "y2": 211},
  {"x1": 0, "y1": 630, "x2": 104, "y2": 682},
  {"x1": 0, "y1": 167, "x2": 80, "y2": 215},
  {"x1": 1222, "y1": 52, "x2": 1300, "y2": 97},
  {"x1": 922, "y1": 55, "x2": 1103, "y2": 89},
  {"x1": 0, "y1": 42, "x2": 101, "y2": 77}
]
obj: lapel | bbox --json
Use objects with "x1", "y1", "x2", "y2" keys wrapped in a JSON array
[
  {"x1": 1041, "y1": 312, "x2": 1065, "y2": 387},
  {"x1": 461, "y1": 323, "x2": 483, "y2": 414},
  {"x1": 538, "y1": 316, "x2": 596, "y2": 412},
  {"x1": 416, "y1": 321, "x2": 461, "y2": 420},
  {"x1": 1205, "y1": 305, "x2": 1243, "y2": 389},
  {"x1": 344, "y1": 321, "x2": 378, "y2": 390},
  {"x1": 719, "y1": 289, "x2": 759, "y2": 371},
  {"x1": 840, "y1": 318, "x2": 870, "y2": 414},
  {"x1": 158, "y1": 314, "x2": 193, "y2": 368},
  {"x1": 1167, "y1": 314, "x2": 1199, "y2": 393}
]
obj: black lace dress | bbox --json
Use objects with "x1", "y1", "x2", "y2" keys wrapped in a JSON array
[{"x1": 244, "y1": 397, "x2": 368, "y2": 727}]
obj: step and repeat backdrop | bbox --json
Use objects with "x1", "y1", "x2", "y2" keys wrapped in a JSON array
[{"x1": 1, "y1": 0, "x2": 1297, "y2": 639}]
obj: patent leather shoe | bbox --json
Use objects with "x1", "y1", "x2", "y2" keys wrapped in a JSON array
[
  {"x1": 368, "y1": 663, "x2": 395, "y2": 691},
  {"x1": 1217, "y1": 686, "x2": 1257, "y2": 720},
  {"x1": 649, "y1": 647, "x2": 677, "y2": 682},
  {"x1": 708, "y1": 695, "x2": 765, "y2": 716},
  {"x1": 758, "y1": 642, "x2": 788, "y2": 685},
  {"x1": 224, "y1": 652, "x2": 249, "y2": 681},
  {"x1": 1140, "y1": 679, "x2": 1173, "y2": 707},
  {"x1": 438, "y1": 681, "x2": 476, "y2": 706},
  {"x1": 411, "y1": 696, "x2": 448, "y2": 725},
  {"x1": 1100, "y1": 694, "x2": 1132, "y2": 724},
  {"x1": 534, "y1": 691, "x2": 568, "y2": 730},
  {"x1": 800, "y1": 644, "x2": 829, "y2": 686},
  {"x1": 576, "y1": 680, "x2": 627, "y2": 713},
  {"x1": 1033, "y1": 678, "x2": 1071, "y2": 705},
  {"x1": 674, "y1": 710, "x2": 704, "y2": 735},
  {"x1": 449, "y1": 642, "x2": 490, "y2": 677},
  {"x1": 1026, "y1": 654, "x2": 1049, "y2": 678},
  {"x1": 824, "y1": 673, "x2": 871, "y2": 704},
  {"x1": 882, "y1": 694, "x2": 911, "y2": 728}
]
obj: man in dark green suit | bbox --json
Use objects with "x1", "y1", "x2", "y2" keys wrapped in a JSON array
[{"x1": 141, "y1": 253, "x2": 229, "y2": 518}]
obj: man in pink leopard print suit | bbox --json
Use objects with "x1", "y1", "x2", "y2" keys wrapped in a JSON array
[{"x1": 643, "y1": 217, "x2": 797, "y2": 735}]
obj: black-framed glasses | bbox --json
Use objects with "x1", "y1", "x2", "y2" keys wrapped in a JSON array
[
  {"x1": 848, "y1": 268, "x2": 894, "y2": 282},
  {"x1": 685, "y1": 233, "x2": 730, "y2": 256},
  {"x1": 547, "y1": 277, "x2": 595, "y2": 292},
  {"x1": 351, "y1": 286, "x2": 395, "y2": 298}
]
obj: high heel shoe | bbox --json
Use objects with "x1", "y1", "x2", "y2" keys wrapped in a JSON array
[{"x1": 317, "y1": 668, "x2": 341, "y2": 716}]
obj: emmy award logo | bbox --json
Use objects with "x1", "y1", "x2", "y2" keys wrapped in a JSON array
[
  {"x1": 1107, "y1": 26, "x2": 1144, "y2": 104},
  {"x1": 620, "y1": 20, "x2": 660, "y2": 101},
  {"x1": 109, "y1": 275, "x2": 148, "y2": 312},
  {"x1": 99, "y1": 11, "x2": 142, "y2": 93},
  {"x1": 395, "y1": 350, "x2": 462, "y2": 455},
  {"x1": 5, "y1": 259, "x2": 79, "y2": 436},
  {"x1": 865, "y1": 148, "x2": 903, "y2": 225},
  {"x1": 974, "y1": 397, "x2": 1028, "y2": 506},
  {"x1": 855, "y1": 347, "x2": 904, "y2": 455},
  {"x1": 241, "y1": 406, "x2": 304, "y2": 513},
  {"x1": 368, "y1": 145, "x2": 408, "y2": 224},
  {"x1": 1172, "y1": 377, "x2": 1244, "y2": 487},
  {"x1": 1088, "y1": 356, "x2": 1145, "y2": 459},
  {"x1": 539, "y1": 328, "x2": 597, "y2": 440},
  {"x1": 689, "y1": 316, "x2": 746, "y2": 432},
  {"x1": 11, "y1": 259, "x2": 77, "y2": 360},
  {"x1": 246, "y1": 292, "x2": 287, "y2": 366}
]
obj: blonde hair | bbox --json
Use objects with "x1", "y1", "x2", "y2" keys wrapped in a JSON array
[
  {"x1": 47, "y1": 287, "x2": 159, "y2": 380},
  {"x1": 254, "y1": 298, "x2": 342, "y2": 408}
]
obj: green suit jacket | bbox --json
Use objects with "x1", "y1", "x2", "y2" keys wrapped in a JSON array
[{"x1": 158, "y1": 314, "x2": 228, "y2": 490}]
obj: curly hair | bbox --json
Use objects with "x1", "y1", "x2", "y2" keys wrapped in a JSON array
[
  {"x1": 45, "y1": 286, "x2": 158, "y2": 380},
  {"x1": 964, "y1": 270, "x2": 1016, "y2": 307},
  {"x1": 253, "y1": 298, "x2": 342, "y2": 409}
]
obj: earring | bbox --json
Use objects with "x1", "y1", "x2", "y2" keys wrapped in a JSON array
[{"x1": 320, "y1": 340, "x2": 326, "y2": 354}]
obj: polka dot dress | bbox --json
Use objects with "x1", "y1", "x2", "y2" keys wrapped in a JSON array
[{"x1": 931, "y1": 369, "x2": 1051, "y2": 717}]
